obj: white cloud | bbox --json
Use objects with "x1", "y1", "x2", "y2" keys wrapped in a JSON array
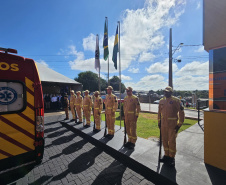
[
  {"x1": 174, "y1": 76, "x2": 208, "y2": 90},
  {"x1": 83, "y1": 33, "x2": 96, "y2": 52},
  {"x1": 195, "y1": 46, "x2": 205, "y2": 53},
  {"x1": 175, "y1": 61, "x2": 209, "y2": 76},
  {"x1": 36, "y1": 60, "x2": 48, "y2": 67},
  {"x1": 145, "y1": 59, "x2": 178, "y2": 74},
  {"x1": 120, "y1": 0, "x2": 186, "y2": 65},
  {"x1": 121, "y1": 75, "x2": 132, "y2": 81},
  {"x1": 68, "y1": 44, "x2": 118, "y2": 73},
  {"x1": 138, "y1": 52, "x2": 156, "y2": 62},
  {"x1": 196, "y1": 2, "x2": 201, "y2": 9},
  {"x1": 63, "y1": 0, "x2": 189, "y2": 91},
  {"x1": 128, "y1": 67, "x2": 139, "y2": 73},
  {"x1": 66, "y1": 0, "x2": 186, "y2": 74},
  {"x1": 125, "y1": 74, "x2": 167, "y2": 91}
]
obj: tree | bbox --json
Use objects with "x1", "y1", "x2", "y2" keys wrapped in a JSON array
[
  {"x1": 109, "y1": 76, "x2": 126, "y2": 93},
  {"x1": 74, "y1": 71, "x2": 107, "y2": 92}
]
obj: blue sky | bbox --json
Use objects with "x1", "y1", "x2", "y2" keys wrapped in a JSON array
[{"x1": 0, "y1": 0, "x2": 208, "y2": 91}]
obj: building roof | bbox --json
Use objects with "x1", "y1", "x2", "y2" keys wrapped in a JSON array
[{"x1": 35, "y1": 62, "x2": 80, "y2": 84}]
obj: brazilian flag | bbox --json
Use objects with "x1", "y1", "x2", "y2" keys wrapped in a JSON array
[
  {"x1": 103, "y1": 20, "x2": 109, "y2": 61},
  {"x1": 112, "y1": 26, "x2": 118, "y2": 70}
]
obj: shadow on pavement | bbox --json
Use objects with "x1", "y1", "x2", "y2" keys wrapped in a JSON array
[
  {"x1": 91, "y1": 147, "x2": 134, "y2": 184},
  {"x1": 46, "y1": 129, "x2": 70, "y2": 139},
  {"x1": 49, "y1": 139, "x2": 88, "y2": 160},
  {"x1": 45, "y1": 133, "x2": 78, "y2": 148},
  {"x1": 0, "y1": 163, "x2": 36, "y2": 185},
  {"x1": 160, "y1": 163, "x2": 177, "y2": 184},
  {"x1": 28, "y1": 175, "x2": 52, "y2": 185},
  {"x1": 44, "y1": 126, "x2": 62, "y2": 134},
  {"x1": 205, "y1": 164, "x2": 226, "y2": 185},
  {"x1": 44, "y1": 121, "x2": 60, "y2": 126},
  {"x1": 52, "y1": 147, "x2": 103, "y2": 182},
  {"x1": 92, "y1": 160, "x2": 127, "y2": 185}
]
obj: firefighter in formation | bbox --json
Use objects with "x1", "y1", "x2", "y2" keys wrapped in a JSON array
[
  {"x1": 104, "y1": 86, "x2": 118, "y2": 138},
  {"x1": 93, "y1": 91, "x2": 103, "y2": 132},
  {"x1": 123, "y1": 87, "x2": 141, "y2": 149},
  {"x1": 158, "y1": 86, "x2": 185, "y2": 167},
  {"x1": 66, "y1": 85, "x2": 185, "y2": 168},
  {"x1": 63, "y1": 94, "x2": 69, "y2": 120},
  {"x1": 83, "y1": 90, "x2": 93, "y2": 127},
  {"x1": 70, "y1": 90, "x2": 77, "y2": 121},
  {"x1": 75, "y1": 91, "x2": 83, "y2": 123}
]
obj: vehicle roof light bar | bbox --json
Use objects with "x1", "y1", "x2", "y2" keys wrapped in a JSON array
[{"x1": 0, "y1": 47, "x2": 18, "y2": 54}]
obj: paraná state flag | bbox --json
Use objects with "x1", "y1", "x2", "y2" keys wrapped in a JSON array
[
  {"x1": 112, "y1": 26, "x2": 118, "y2": 70},
  {"x1": 103, "y1": 19, "x2": 109, "y2": 60},
  {"x1": 95, "y1": 35, "x2": 100, "y2": 72}
]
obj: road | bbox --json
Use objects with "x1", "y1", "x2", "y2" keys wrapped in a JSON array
[
  {"x1": 140, "y1": 103, "x2": 203, "y2": 120},
  {"x1": 1, "y1": 115, "x2": 154, "y2": 185}
]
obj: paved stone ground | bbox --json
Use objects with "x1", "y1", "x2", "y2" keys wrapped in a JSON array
[{"x1": 4, "y1": 115, "x2": 154, "y2": 185}]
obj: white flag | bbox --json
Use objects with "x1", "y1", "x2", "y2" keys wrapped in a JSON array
[{"x1": 95, "y1": 34, "x2": 100, "y2": 72}]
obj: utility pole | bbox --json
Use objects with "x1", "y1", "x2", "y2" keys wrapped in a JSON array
[
  {"x1": 168, "y1": 28, "x2": 183, "y2": 89},
  {"x1": 169, "y1": 28, "x2": 173, "y2": 88}
]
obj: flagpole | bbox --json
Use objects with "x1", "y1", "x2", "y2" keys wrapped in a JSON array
[
  {"x1": 99, "y1": 67, "x2": 101, "y2": 92},
  {"x1": 106, "y1": 17, "x2": 110, "y2": 86},
  {"x1": 118, "y1": 21, "x2": 122, "y2": 129},
  {"x1": 97, "y1": 34, "x2": 101, "y2": 92}
]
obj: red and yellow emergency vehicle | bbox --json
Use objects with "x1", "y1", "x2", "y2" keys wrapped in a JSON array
[{"x1": 0, "y1": 47, "x2": 44, "y2": 173}]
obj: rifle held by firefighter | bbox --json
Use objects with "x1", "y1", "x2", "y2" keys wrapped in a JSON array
[
  {"x1": 124, "y1": 117, "x2": 127, "y2": 145},
  {"x1": 92, "y1": 108, "x2": 96, "y2": 131},
  {"x1": 158, "y1": 116, "x2": 162, "y2": 165},
  {"x1": 104, "y1": 112, "x2": 107, "y2": 137},
  {"x1": 83, "y1": 109, "x2": 85, "y2": 127},
  {"x1": 74, "y1": 105, "x2": 78, "y2": 123}
]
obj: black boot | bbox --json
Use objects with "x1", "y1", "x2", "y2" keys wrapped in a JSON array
[
  {"x1": 128, "y1": 143, "x2": 135, "y2": 150},
  {"x1": 168, "y1": 157, "x2": 175, "y2": 167},
  {"x1": 159, "y1": 155, "x2": 170, "y2": 163},
  {"x1": 124, "y1": 142, "x2": 131, "y2": 147}
]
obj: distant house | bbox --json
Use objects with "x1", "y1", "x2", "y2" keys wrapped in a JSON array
[{"x1": 36, "y1": 62, "x2": 82, "y2": 94}]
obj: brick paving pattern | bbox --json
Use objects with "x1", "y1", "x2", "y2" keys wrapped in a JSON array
[{"x1": 5, "y1": 117, "x2": 154, "y2": 185}]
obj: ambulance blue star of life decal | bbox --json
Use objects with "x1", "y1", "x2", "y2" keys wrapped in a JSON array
[{"x1": 0, "y1": 87, "x2": 17, "y2": 105}]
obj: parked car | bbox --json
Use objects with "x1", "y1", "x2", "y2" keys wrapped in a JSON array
[
  {"x1": 153, "y1": 100, "x2": 160, "y2": 104},
  {"x1": 101, "y1": 95, "x2": 106, "y2": 103},
  {"x1": 115, "y1": 93, "x2": 126, "y2": 108},
  {"x1": 101, "y1": 95, "x2": 106, "y2": 109}
]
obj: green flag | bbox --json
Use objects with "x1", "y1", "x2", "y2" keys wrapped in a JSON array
[
  {"x1": 103, "y1": 19, "x2": 109, "y2": 60},
  {"x1": 112, "y1": 26, "x2": 118, "y2": 70}
]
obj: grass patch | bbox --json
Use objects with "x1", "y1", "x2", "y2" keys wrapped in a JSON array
[
  {"x1": 91, "y1": 112, "x2": 197, "y2": 139},
  {"x1": 115, "y1": 112, "x2": 197, "y2": 139}
]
